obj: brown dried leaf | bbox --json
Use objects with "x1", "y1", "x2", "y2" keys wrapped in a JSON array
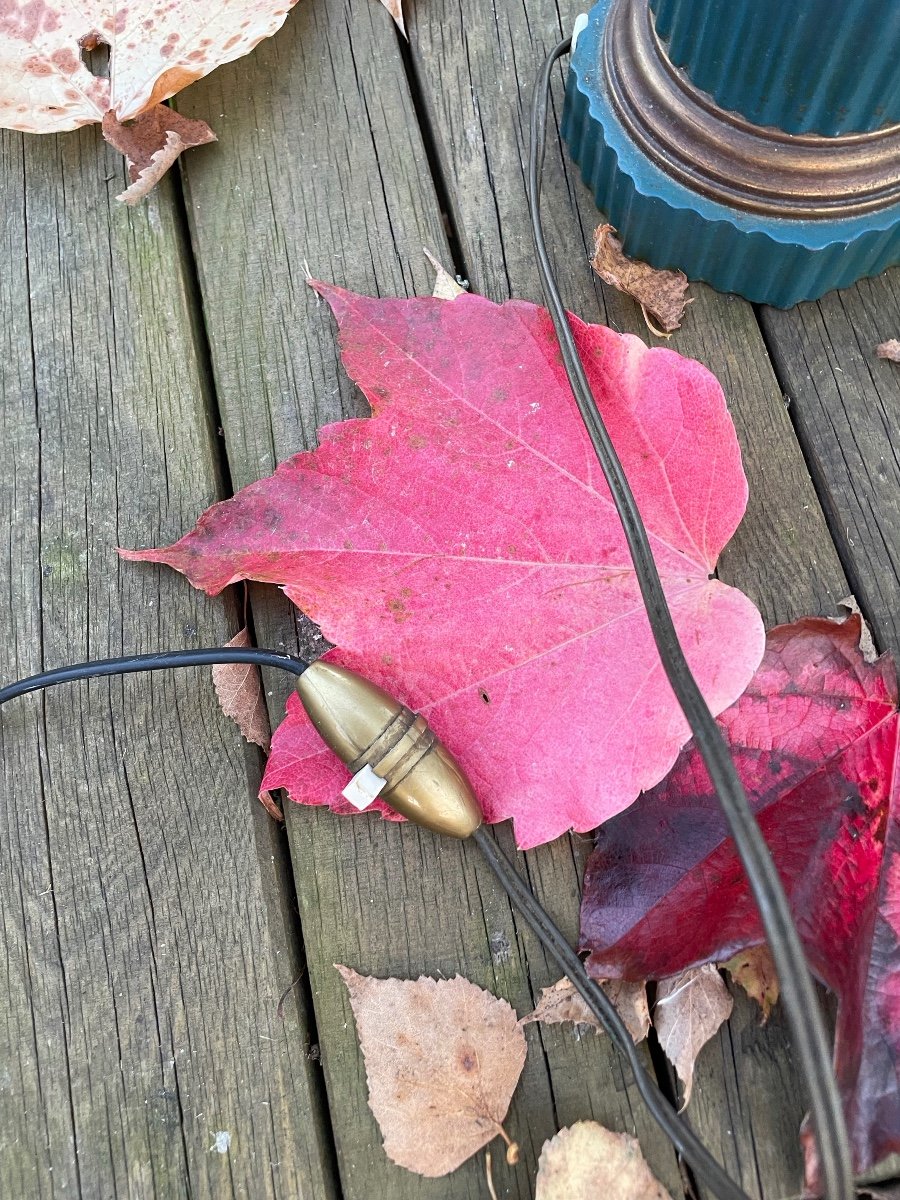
[
  {"x1": 838, "y1": 595, "x2": 879, "y2": 663},
  {"x1": 654, "y1": 964, "x2": 732, "y2": 1107},
  {"x1": 721, "y1": 945, "x2": 780, "y2": 1023},
  {"x1": 337, "y1": 965, "x2": 526, "y2": 1177},
  {"x1": 424, "y1": 247, "x2": 466, "y2": 300},
  {"x1": 535, "y1": 1122, "x2": 673, "y2": 1200},
  {"x1": 521, "y1": 977, "x2": 649, "y2": 1044},
  {"x1": 378, "y1": 0, "x2": 406, "y2": 36},
  {"x1": 605, "y1": 978, "x2": 652, "y2": 1043},
  {"x1": 212, "y1": 628, "x2": 272, "y2": 752},
  {"x1": 591, "y1": 224, "x2": 691, "y2": 336},
  {"x1": 0, "y1": 1, "x2": 299, "y2": 134},
  {"x1": 876, "y1": 340, "x2": 900, "y2": 363},
  {"x1": 102, "y1": 106, "x2": 216, "y2": 204},
  {"x1": 115, "y1": 130, "x2": 187, "y2": 204},
  {"x1": 257, "y1": 789, "x2": 284, "y2": 823}
]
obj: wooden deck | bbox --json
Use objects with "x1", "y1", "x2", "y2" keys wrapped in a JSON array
[{"x1": 2, "y1": 0, "x2": 900, "y2": 1196}]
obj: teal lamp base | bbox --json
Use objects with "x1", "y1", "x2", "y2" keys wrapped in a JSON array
[{"x1": 562, "y1": 0, "x2": 900, "y2": 307}]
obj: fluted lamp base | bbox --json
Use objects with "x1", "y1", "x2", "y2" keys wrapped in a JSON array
[{"x1": 562, "y1": 0, "x2": 900, "y2": 307}]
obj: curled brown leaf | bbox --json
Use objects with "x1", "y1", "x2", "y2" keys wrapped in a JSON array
[
  {"x1": 212, "y1": 627, "x2": 272, "y2": 752},
  {"x1": 591, "y1": 224, "x2": 691, "y2": 337},
  {"x1": 102, "y1": 106, "x2": 216, "y2": 205},
  {"x1": 521, "y1": 976, "x2": 649, "y2": 1043},
  {"x1": 722, "y1": 945, "x2": 779, "y2": 1023}
]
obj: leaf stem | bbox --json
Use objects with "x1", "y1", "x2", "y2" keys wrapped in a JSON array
[
  {"x1": 485, "y1": 1151, "x2": 499, "y2": 1200},
  {"x1": 495, "y1": 1122, "x2": 519, "y2": 1165}
]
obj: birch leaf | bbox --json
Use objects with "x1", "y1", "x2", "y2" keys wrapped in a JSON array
[
  {"x1": 521, "y1": 977, "x2": 649, "y2": 1044},
  {"x1": 654, "y1": 965, "x2": 732, "y2": 1107},
  {"x1": 337, "y1": 965, "x2": 526, "y2": 1176},
  {"x1": 536, "y1": 1122, "x2": 672, "y2": 1200}
]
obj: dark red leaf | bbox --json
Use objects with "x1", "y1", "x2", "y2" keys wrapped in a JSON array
[{"x1": 580, "y1": 615, "x2": 900, "y2": 1182}]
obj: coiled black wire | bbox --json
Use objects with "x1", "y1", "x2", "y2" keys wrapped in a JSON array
[{"x1": 526, "y1": 36, "x2": 852, "y2": 1199}]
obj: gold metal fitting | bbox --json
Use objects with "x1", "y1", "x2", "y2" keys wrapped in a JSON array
[{"x1": 297, "y1": 661, "x2": 483, "y2": 839}]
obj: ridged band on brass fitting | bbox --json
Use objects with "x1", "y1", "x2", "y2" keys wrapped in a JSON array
[
  {"x1": 602, "y1": 0, "x2": 900, "y2": 219},
  {"x1": 347, "y1": 705, "x2": 436, "y2": 791},
  {"x1": 297, "y1": 660, "x2": 483, "y2": 839}
]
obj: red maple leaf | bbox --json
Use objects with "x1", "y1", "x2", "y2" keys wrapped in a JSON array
[
  {"x1": 580, "y1": 614, "x2": 900, "y2": 1182},
  {"x1": 123, "y1": 283, "x2": 763, "y2": 848}
]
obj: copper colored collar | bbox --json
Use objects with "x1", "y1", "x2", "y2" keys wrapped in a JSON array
[{"x1": 602, "y1": 0, "x2": 900, "y2": 219}]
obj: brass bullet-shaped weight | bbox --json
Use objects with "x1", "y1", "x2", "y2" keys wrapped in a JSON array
[{"x1": 297, "y1": 661, "x2": 483, "y2": 839}]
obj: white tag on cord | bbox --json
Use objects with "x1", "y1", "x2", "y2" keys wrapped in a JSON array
[
  {"x1": 341, "y1": 763, "x2": 388, "y2": 811},
  {"x1": 571, "y1": 12, "x2": 588, "y2": 52}
]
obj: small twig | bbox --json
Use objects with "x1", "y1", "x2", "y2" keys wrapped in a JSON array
[
  {"x1": 276, "y1": 970, "x2": 306, "y2": 1019},
  {"x1": 485, "y1": 1151, "x2": 499, "y2": 1200}
]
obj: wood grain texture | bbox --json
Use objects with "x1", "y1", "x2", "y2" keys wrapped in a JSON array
[
  {"x1": 176, "y1": 0, "x2": 677, "y2": 1193},
  {"x1": 175, "y1": 0, "x2": 448, "y2": 460},
  {"x1": 406, "y1": 1, "x2": 850, "y2": 1194},
  {"x1": 174, "y1": 0, "x2": 873, "y2": 1195},
  {"x1": 661, "y1": 293, "x2": 850, "y2": 1198},
  {"x1": 175, "y1": 1, "x2": 580, "y2": 1195},
  {"x1": 761, "y1": 269, "x2": 900, "y2": 1189},
  {"x1": 760, "y1": 269, "x2": 900, "y2": 657},
  {"x1": 0, "y1": 126, "x2": 333, "y2": 1199},
  {"x1": 0, "y1": 0, "x2": 880, "y2": 1195}
]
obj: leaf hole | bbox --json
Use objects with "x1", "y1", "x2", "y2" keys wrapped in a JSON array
[
  {"x1": 80, "y1": 36, "x2": 110, "y2": 78},
  {"x1": 480, "y1": 691, "x2": 490, "y2": 704}
]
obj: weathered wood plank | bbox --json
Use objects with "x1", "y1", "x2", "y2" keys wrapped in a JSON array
[
  {"x1": 176, "y1": 2, "x2": 586, "y2": 1196},
  {"x1": 176, "y1": 0, "x2": 865, "y2": 1195},
  {"x1": 669, "y1": 295, "x2": 849, "y2": 1198},
  {"x1": 760, "y1": 269, "x2": 900, "y2": 657},
  {"x1": 0, "y1": 125, "x2": 333, "y2": 1199},
  {"x1": 760, "y1": 270, "x2": 900, "y2": 1188},
  {"x1": 406, "y1": 2, "x2": 850, "y2": 1194}
]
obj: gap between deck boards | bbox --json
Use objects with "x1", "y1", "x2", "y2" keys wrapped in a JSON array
[{"x1": 164, "y1": 161, "x2": 344, "y2": 1199}]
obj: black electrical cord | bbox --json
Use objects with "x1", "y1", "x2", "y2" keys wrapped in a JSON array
[
  {"x1": 0, "y1": 648, "x2": 309, "y2": 708},
  {"x1": 0, "y1": 645, "x2": 748, "y2": 1196},
  {"x1": 474, "y1": 826, "x2": 751, "y2": 1200},
  {"x1": 528, "y1": 37, "x2": 853, "y2": 1200}
]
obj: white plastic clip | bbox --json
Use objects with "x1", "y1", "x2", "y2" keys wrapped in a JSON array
[
  {"x1": 571, "y1": 12, "x2": 588, "y2": 53},
  {"x1": 341, "y1": 763, "x2": 389, "y2": 811}
]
